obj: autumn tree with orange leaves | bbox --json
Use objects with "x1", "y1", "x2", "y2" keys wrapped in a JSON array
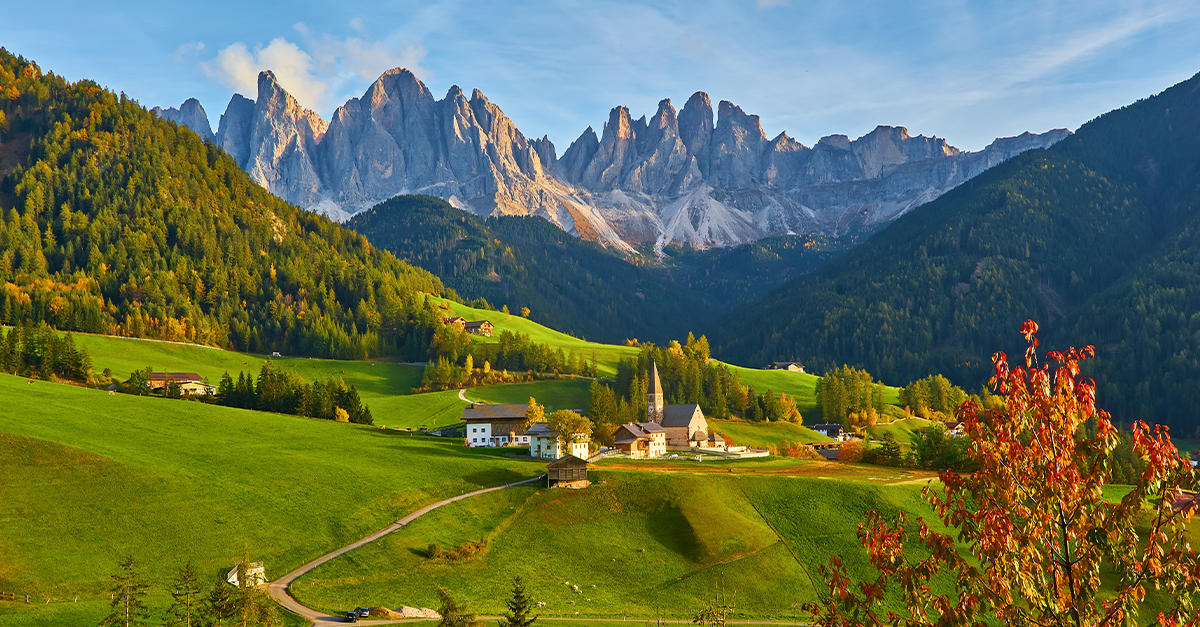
[{"x1": 804, "y1": 320, "x2": 1200, "y2": 627}]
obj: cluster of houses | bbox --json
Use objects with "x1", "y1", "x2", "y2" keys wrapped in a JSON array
[
  {"x1": 442, "y1": 317, "x2": 494, "y2": 337},
  {"x1": 111, "y1": 372, "x2": 217, "y2": 397},
  {"x1": 460, "y1": 362, "x2": 762, "y2": 470}
]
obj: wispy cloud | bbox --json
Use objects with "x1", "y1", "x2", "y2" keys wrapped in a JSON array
[{"x1": 197, "y1": 26, "x2": 429, "y2": 111}]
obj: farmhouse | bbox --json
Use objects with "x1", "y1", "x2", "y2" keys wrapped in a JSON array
[
  {"x1": 463, "y1": 320, "x2": 494, "y2": 336},
  {"x1": 460, "y1": 403, "x2": 536, "y2": 447},
  {"x1": 148, "y1": 372, "x2": 215, "y2": 396},
  {"x1": 765, "y1": 361, "x2": 806, "y2": 373},
  {"x1": 810, "y1": 423, "x2": 843, "y2": 440},
  {"x1": 527, "y1": 421, "x2": 590, "y2": 460},
  {"x1": 944, "y1": 421, "x2": 966, "y2": 437},
  {"x1": 442, "y1": 316, "x2": 466, "y2": 328},
  {"x1": 546, "y1": 455, "x2": 590, "y2": 489},
  {"x1": 614, "y1": 422, "x2": 668, "y2": 458}
]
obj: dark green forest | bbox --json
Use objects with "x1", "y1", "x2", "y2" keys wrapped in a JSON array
[
  {"x1": 0, "y1": 48, "x2": 460, "y2": 361},
  {"x1": 711, "y1": 70, "x2": 1200, "y2": 429},
  {"x1": 347, "y1": 194, "x2": 847, "y2": 344}
]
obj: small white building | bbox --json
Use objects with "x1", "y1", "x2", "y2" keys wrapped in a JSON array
[
  {"x1": 226, "y1": 562, "x2": 266, "y2": 587},
  {"x1": 461, "y1": 404, "x2": 536, "y2": 448},
  {"x1": 527, "y1": 422, "x2": 590, "y2": 460}
]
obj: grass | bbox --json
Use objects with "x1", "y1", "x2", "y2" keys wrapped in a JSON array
[
  {"x1": 862, "y1": 418, "x2": 937, "y2": 444},
  {"x1": 466, "y1": 379, "x2": 593, "y2": 412},
  {"x1": 290, "y1": 470, "x2": 941, "y2": 620},
  {"x1": 431, "y1": 299, "x2": 641, "y2": 378},
  {"x1": 706, "y1": 419, "x2": 832, "y2": 448},
  {"x1": 0, "y1": 373, "x2": 545, "y2": 625}
]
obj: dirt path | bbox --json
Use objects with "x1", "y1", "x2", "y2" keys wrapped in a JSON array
[
  {"x1": 458, "y1": 388, "x2": 473, "y2": 403},
  {"x1": 268, "y1": 476, "x2": 544, "y2": 626}
]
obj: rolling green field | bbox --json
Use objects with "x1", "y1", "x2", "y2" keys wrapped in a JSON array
[
  {"x1": 433, "y1": 299, "x2": 641, "y2": 377},
  {"x1": 466, "y1": 379, "x2": 593, "y2": 412},
  {"x1": 291, "y1": 470, "x2": 942, "y2": 620},
  {"x1": 862, "y1": 418, "x2": 937, "y2": 444},
  {"x1": 0, "y1": 373, "x2": 545, "y2": 626},
  {"x1": 707, "y1": 419, "x2": 833, "y2": 448}
]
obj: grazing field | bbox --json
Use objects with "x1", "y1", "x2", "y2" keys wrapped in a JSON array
[
  {"x1": 433, "y1": 299, "x2": 641, "y2": 377},
  {"x1": 465, "y1": 379, "x2": 593, "y2": 412},
  {"x1": 707, "y1": 419, "x2": 833, "y2": 448},
  {"x1": 290, "y1": 470, "x2": 942, "y2": 620},
  {"x1": 862, "y1": 418, "x2": 937, "y2": 444},
  {"x1": 0, "y1": 374, "x2": 544, "y2": 625}
]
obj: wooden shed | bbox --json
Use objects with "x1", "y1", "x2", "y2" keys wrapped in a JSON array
[{"x1": 546, "y1": 455, "x2": 590, "y2": 489}]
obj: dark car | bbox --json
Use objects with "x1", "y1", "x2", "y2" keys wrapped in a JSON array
[
  {"x1": 357, "y1": 607, "x2": 371, "y2": 618},
  {"x1": 344, "y1": 610, "x2": 358, "y2": 622}
]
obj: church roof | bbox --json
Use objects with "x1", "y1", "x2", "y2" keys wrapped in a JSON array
[
  {"x1": 661, "y1": 404, "x2": 703, "y2": 427},
  {"x1": 648, "y1": 361, "x2": 662, "y2": 397}
]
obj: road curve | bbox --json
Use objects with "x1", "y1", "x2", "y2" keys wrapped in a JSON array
[{"x1": 268, "y1": 476, "x2": 545, "y2": 626}]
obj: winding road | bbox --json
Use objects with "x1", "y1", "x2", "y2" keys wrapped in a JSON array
[{"x1": 268, "y1": 476, "x2": 545, "y2": 626}]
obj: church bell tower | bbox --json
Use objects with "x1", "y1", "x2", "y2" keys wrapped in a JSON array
[{"x1": 647, "y1": 361, "x2": 664, "y2": 423}]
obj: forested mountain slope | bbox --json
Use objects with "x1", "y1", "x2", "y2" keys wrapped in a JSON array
[
  {"x1": 0, "y1": 48, "x2": 450, "y2": 360},
  {"x1": 347, "y1": 195, "x2": 848, "y2": 343},
  {"x1": 711, "y1": 70, "x2": 1200, "y2": 428}
]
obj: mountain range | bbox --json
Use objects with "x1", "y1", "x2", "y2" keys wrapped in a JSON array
[{"x1": 158, "y1": 69, "x2": 1069, "y2": 249}]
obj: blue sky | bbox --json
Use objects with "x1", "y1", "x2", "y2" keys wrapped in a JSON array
[{"x1": 4, "y1": 0, "x2": 1199, "y2": 151}]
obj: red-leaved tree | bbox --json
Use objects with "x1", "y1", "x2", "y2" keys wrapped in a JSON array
[{"x1": 804, "y1": 320, "x2": 1200, "y2": 626}]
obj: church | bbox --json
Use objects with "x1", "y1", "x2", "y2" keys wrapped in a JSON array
[{"x1": 645, "y1": 361, "x2": 726, "y2": 450}]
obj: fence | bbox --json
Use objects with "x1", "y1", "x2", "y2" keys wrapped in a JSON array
[{"x1": 0, "y1": 591, "x2": 30, "y2": 603}]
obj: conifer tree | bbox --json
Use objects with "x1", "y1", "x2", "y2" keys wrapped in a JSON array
[
  {"x1": 498, "y1": 577, "x2": 538, "y2": 627},
  {"x1": 98, "y1": 556, "x2": 150, "y2": 627},
  {"x1": 437, "y1": 586, "x2": 481, "y2": 627},
  {"x1": 164, "y1": 562, "x2": 202, "y2": 627}
]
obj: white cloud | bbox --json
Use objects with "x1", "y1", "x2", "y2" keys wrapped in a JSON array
[
  {"x1": 349, "y1": 18, "x2": 365, "y2": 33},
  {"x1": 198, "y1": 28, "x2": 429, "y2": 112},
  {"x1": 173, "y1": 41, "x2": 205, "y2": 62}
]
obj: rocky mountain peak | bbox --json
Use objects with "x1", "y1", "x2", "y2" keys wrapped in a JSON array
[{"x1": 152, "y1": 98, "x2": 215, "y2": 141}]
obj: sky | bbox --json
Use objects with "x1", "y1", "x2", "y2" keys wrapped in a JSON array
[{"x1": 3, "y1": 0, "x2": 1200, "y2": 152}]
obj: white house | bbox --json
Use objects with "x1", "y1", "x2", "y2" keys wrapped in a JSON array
[
  {"x1": 460, "y1": 403, "x2": 536, "y2": 448},
  {"x1": 527, "y1": 422, "x2": 590, "y2": 460}
]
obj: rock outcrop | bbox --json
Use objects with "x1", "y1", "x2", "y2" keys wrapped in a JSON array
[
  {"x1": 152, "y1": 98, "x2": 214, "y2": 141},
  {"x1": 178, "y1": 69, "x2": 1069, "y2": 249}
]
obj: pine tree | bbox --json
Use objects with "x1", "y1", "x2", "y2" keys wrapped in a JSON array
[
  {"x1": 498, "y1": 577, "x2": 538, "y2": 627},
  {"x1": 164, "y1": 562, "x2": 202, "y2": 627},
  {"x1": 437, "y1": 586, "x2": 481, "y2": 627},
  {"x1": 201, "y1": 572, "x2": 236, "y2": 627},
  {"x1": 98, "y1": 556, "x2": 150, "y2": 627}
]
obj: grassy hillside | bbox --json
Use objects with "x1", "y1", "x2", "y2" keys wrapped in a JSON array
[
  {"x1": 291, "y1": 470, "x2": 940, "y2": 620},
  {"x1": 708, "y1": 419, "x2": 832, "y2": 448},
  {"x1": 862, "y1": 418, "x2": 937, "y2": 444},
  {"x1": 0, "y1": 373, "x2": 545, "y2": 625},
  {"x1": 466, "y1": 379, "x2": 592, "y2": 412}
]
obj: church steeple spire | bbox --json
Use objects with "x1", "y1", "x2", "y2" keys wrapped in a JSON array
[{"x1": 647, "y1": 361, "x2": 664, "y2": 423}]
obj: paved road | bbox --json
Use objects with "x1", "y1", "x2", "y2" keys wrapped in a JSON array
[{"x1": 268, "y1": 476, "x2": 545, "y2": 626}]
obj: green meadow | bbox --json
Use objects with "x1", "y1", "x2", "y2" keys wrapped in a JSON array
[
  {"x1": 291, "y1": 470, "x2": 943, "y2": 620},
  {"x1": 466, "y1": 379, "x2": 593, "y2": 411},
  {"x1": 706, "y1": 419, "x2": 833, "y2": 448},
  {"x1": 0, "y1": 373, "x2": 545, "y2": 625},
  {"x1": 862, "y1": 418, "x2": 937, "y2": 444}
]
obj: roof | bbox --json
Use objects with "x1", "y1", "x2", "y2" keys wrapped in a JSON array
[
  {"x1": 461, "y1": 404, "x2": 532, "y2": 421},
  {"x1": 648, "y1": 361, "x2": 663, "y2": 397},
  {"x1": 945, "y1": 421, "x2": 964, "y2": 430},
  {"x1": 773, "y1": 361, "x2": 804, "y2": 367},
  {"x1": 810, "y1": 423, "x2": 842, "y2": 430},
  {"x1": 463, "y1": 320, "x2": 492, "y2": 329},
  {"x1": 709, "y1": 432, "x2": 726, "y2": 442},
  {"x1": 547, "y1": 455, "x2": 589, "y2": 469},
  {"x1": 661, "y1": 404, "x2": 703, "y2": 427},
  {"x1": 614, "y1": 422, "x2": 665, "y2": 443},
  {"x1": 525, "y1": 422, "x2": 555, "y2": 437},
  {"x1": 442, "y1": 316, "x2": 465, "y2": 324},
  {"x1": 149, "y1": 372, "x2": 203, "y2": 382}
]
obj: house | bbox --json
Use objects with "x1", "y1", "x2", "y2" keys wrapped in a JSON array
[
  {"x1": 810, "y1": 423, "x2": 843, "y2": 440},
  {"x1": 463, "y1": 320, "x2": 494, "y2": 337},
  {"x1": 944, "y1": 421, "x2": 966, "y2": 437},
  {"x1": 527, "y1": 421, "x2": 590, "y2": 460},
  {"x1": 442, "y1": 316, "x2": 466, "y2": 328},
  {"x1": 148, "y1": 372, "x2": 215, "y2": 396},
  {"x1": 460, "y1": 403, "x2": 537, "y2": 447},
  {"x1": 614, "y1": 422, "x2": 668, "y2": 458},
  {"x1": 765, "y1": 361, "x2": 806, "y2": 373},
  {"x1": 547, "y1": 455, "x2": 590, "y2": 489},
  {"x1": 226, "y1": 561, "x2": 266, "y2": 587}
]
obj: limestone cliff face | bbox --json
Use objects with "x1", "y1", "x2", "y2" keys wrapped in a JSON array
[
  {"x1": 195, "y1": 69, "x2": 1068, "y2": 249},
  {"x1": 152, "y1": 98, "x2": 214, "y2": 141}
]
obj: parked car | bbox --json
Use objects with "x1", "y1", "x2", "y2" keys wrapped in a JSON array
[
  {"x1": 344, "y1": 610, "x2": 357, "y2": 622},
  {"x1": 356, "y1": 607, "x2": 371, "y2": 618}
]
